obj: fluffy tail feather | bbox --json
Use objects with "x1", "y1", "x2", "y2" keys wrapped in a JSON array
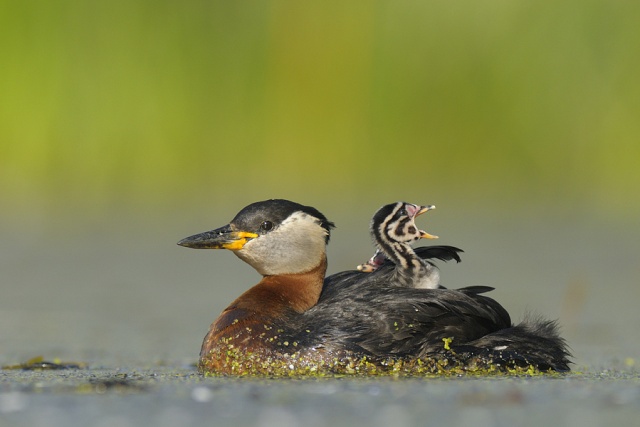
[{"x1": 453, "y1": 316, "x2": 572, "y2": 372}]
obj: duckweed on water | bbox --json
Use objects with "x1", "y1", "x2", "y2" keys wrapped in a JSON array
[{"x1": 198, "y1": 338, "x2": 558, "y2": 378}]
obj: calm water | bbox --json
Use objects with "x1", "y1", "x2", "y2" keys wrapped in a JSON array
[{"x1": 1, "y1": 212, "x2": 639, "y2": 426}]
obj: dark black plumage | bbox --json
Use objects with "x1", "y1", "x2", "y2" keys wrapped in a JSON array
[
  {"x1": 307, "y1": 255, "x2": 508, "y2": 354},
  {"x1": 301, "y1": 245, "x2": 571, "y2": 371}
]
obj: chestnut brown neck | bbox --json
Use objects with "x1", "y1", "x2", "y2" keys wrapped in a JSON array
[
  {"x1": 232, "y1": 257, "x2": 327, "y2": 316},
  {"x1": 202, "y1": 257, "x2": 328, "y2": 353}
]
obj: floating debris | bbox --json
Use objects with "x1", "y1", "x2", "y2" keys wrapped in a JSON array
[
  {"x1": 1, "y1": 356, "x2": 87, "y2": 371},
  {"x1": 82, "y1": 378, "x2": 147, "y2": 394}
]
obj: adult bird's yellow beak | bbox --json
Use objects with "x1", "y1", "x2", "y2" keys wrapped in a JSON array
[{"x1": 177, "y1": 224, "x2": 258, "y2": 251}]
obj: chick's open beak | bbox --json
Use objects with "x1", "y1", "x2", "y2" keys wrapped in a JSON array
[
  {"x1": 177, "y1": 224, "x2": 258, "y2": 250},
  {"x1": 415, "y1": 205, "x2": 438, "y2": 239},
  {"x1": 419, "y1": 230, "x2": 439, "y2": 239},
  {"x1": 416, "y1": 205, "x2": 436, "y2": 216}
]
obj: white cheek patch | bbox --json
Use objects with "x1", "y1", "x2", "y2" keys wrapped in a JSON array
[
  {"x1": 280, "y1": 212, "x2": 328, "y2": 242},
  {"x1": 238, "y1": 211, "x2": 328, "y2": 275}
]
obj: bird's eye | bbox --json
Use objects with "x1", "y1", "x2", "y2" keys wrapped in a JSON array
[
  {"x1": 398, "y1": 208, "x2": 408, "y2": 217},
  {"x1": 260, "y1": 221, "x2": 273, "y2": 231}
]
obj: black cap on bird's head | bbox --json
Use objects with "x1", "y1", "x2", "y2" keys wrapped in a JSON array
[
  {"x1": 230, "y1": 199, "x2": 334, "y2": 244},
  {"x1": 178, "y1": 199, "x2": 335, "y2": 276}
]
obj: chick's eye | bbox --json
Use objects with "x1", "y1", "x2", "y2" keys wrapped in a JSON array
[{"x1": 260, "y1": 221, "x2": 273, "y2": 231}]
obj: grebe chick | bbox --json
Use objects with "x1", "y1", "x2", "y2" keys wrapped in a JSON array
[
  {"x1": 357, "y1": 202, "x2": 445, "y2": 289},
  {"x1": 178, "y1": 199, "x2": 571, "y2": 376}
]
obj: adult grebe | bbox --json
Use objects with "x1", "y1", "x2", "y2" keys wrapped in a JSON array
[{"x1": 178, "y1": 199, "x2": 570, "y2": 375}]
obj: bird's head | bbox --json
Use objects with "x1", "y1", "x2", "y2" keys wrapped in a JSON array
[
  {"x1": 371, "y1": 201, "x2": 438, "y2": 246},
  {"x1": 178, "y1": 199, "x2": 335, "y2": 276}
]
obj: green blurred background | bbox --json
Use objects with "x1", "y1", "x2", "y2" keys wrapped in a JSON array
[
  {"x1": 1, "y1": 1, "x2": 639, "y2": 367},
  {"x1": 2, "y1": 0, "x2": 639, "y2": 221}
]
